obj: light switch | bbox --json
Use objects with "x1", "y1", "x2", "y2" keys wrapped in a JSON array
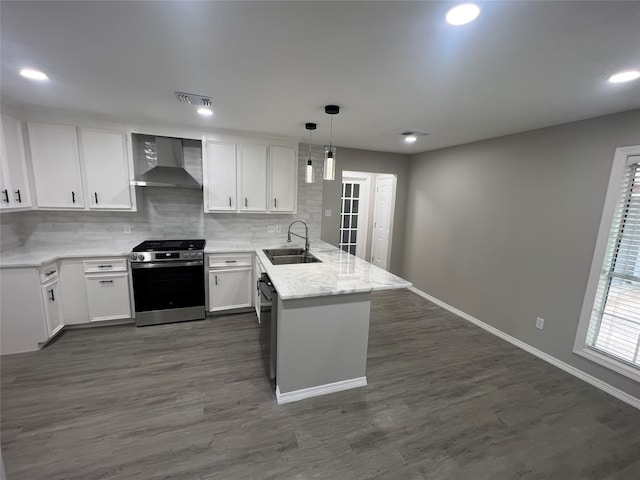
[{"x1": 324, "y1": 209, "x2": 332, "y2": 217}]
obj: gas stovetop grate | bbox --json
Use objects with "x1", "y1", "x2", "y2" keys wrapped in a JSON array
[{"x1": 132, "y1": 239, "x2": 206, "y2": 252}]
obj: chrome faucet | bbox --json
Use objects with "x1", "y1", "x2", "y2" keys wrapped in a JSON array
[{"x1": 287, "y1": 220, "x2": 310, "y2": 252}]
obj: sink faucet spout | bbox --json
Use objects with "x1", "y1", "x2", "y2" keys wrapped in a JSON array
[{"x1": 287, "y1": 220, "x2": 310, "y2": 252}]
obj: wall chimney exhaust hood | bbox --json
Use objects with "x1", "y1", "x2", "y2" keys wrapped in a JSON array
[{"x1": 131, "y1": 134, "x2": 202, "y2": 189}]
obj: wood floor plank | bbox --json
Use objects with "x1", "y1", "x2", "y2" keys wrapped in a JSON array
[{"x1": 2, "y1": 289, "x2": 639, "y2": 479}]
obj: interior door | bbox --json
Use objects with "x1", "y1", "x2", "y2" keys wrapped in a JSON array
[
  {"x1": 339, "y1": 176, "x2": 370, "y2": 259},
  {"x1": 371, "y1": 175, "x2": 396, "y2": 270}
]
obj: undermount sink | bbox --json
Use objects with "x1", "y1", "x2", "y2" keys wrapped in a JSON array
[{"x1": 263, "y1": 248, "x2": 322, "y2": 265}]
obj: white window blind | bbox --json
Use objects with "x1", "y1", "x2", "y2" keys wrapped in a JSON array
[{"x1": 586, "y1": 154, "x2": 640, "y2": 367}]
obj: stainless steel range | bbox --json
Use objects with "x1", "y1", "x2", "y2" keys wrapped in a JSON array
[{"x1": 130, "y1": 239, "x2": 205, "y2": 326}]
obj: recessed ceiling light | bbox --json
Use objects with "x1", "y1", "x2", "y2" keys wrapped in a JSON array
[
  {"x1": 197, "y1": 107, "x2": 213, "y2": 116},
  {"x1": 608, "y1": 70, "x2": 640, "y2": 84},
  {"x1": 402, "y1": 131, "x2": 428, "y2": 144},
  {"x1": 446, "y1": 3, "x2": 480, "y2": 26},
  {"x1": 19, "y1": 68, "x2": 48, "y2": 81}
]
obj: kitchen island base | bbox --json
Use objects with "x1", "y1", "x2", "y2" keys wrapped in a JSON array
[{"x1": 276, "y1": 291, "x2": 371, "y2": 404}]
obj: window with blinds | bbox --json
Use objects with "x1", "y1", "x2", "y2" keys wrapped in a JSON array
[{"x1": 579, "y1": 150, "x2": 640, "y2": 374}]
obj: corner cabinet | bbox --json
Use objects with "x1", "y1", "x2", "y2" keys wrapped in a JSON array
[
  {"x1": 0, "y1": 115, "x2": 32, "y2": 211},
  {"x1": 204, "y1": 137, "x2": 296, "y2": 214},
  {"x1": 28, "y1": 122, "x2": 85, "y2": 209},
  {"x1": 41, "y1": 277, "x2": 63, "y2": 337}
]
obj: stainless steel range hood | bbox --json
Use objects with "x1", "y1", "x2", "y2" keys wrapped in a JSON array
[{"x1": 131, "y1": 134, "x2": 202, "y2": 189}]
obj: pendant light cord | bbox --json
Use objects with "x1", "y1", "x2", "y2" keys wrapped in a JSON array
[
  {"x1": 329, "y1": 115, "x2": 333, "y2": 150},
  {"x1": 308, "y1": 128, "x2": 312, "y2": 160}
]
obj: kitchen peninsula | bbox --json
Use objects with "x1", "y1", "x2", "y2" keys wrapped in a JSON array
[
  {"x1": 0, "y1": 239, "x2": 410, "y2": 403},
  {"x1": 256, "y1": 242, "x2": 411, "y2": 404}
]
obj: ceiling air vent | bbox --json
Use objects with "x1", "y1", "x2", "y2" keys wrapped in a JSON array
[{"x1": 174, "y1": 91, "x2": 213, "y2": 106}]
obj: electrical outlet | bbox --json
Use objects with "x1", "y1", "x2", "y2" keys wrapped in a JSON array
[
  {"x1": 268, "y1": 225, "x2": 275, "y2": 233},
  {"x1": 536, "y1": 317, "x2": 545, "y2": 330},
  {"x1": 325, "y1": 209, "x2": 332, "y2": 217},
  {"x1": 275, "y1": 225, "x2": 282, "y2": 233},
  {"x1": 123, "y1": 224, "x2": 131, "y2": 234}
]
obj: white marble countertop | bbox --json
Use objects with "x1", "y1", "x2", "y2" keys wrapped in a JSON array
[
  {"x1": 255, "y1": 242, "x2": 411, "y2": 300},
  {"x1": 1, "y1": 239, "x2": 411, "y2": 300},
  {"x1": 0, "y1": 240, "x2": 139, "y2": 268}
]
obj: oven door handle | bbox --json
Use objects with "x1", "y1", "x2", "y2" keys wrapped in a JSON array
[{"x1": 131, "y1": 260, "x2": 204, "y2": 269}]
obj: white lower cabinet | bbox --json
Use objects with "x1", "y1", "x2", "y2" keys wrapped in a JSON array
[
  {"x1": 81, "y1": 257, "x2": 132, "y2": 322},
  {"x1": 207, "y1": 253, "x2": 253, "y2": 312},
  {"x1": 253, "y1": 256, "x2": 266, "y2": 322},
  {"x1": 41, "y1": 278, "x2": 63, "y2": 337},
  {"x1": 59, "y1": 260, "x2": 90, "y2": 325},
  {"x1": 85, "y1": 273, "x2": 131, "y2": 322},
  {"x1": 208, "y1": 268, "x2": 252, "y2": 312}
]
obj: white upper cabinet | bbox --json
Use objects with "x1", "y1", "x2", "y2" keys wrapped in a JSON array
[
  {"x1": 204, "y1": 136, "x2": 296, "y2": 214},
  {"x1": 238, "y1": 143, "x2": 267, "y2": 212},
  {"x1": 79, "y1": 128, "x2": 133, "y2": 210},
  {"x1": 205, "y1": 141, "x2": 237, "y2": 211},
  {"x1": 269, "y1": 145, "x2": 297, "y2": 213},
  {"x1": 28, "y1": 122, "x2": 84, "y2": 209},
  {"x1": 0, "y1": 115, "x2": 32, "y2": 210}
]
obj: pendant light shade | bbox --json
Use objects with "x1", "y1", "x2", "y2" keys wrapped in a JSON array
[
  {"x1": 324, "y1": 146, "x2": 336, "y2": 181},
  {"x1": 323, "y1": 105, "x2": 340, "y2": 181},
  {"x1": 305, "y1": 123, "x2": 316, "y2": 184}
]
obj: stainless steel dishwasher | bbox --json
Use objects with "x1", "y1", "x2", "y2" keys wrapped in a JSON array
[{"x1": 258, "y1": 273, "x2": 277, "y2": 382}]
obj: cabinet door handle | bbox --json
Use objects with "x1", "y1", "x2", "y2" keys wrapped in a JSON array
[
  {"x1": 98, "y1": 265, "x2": 113, "y2": 269},
  {"x1": 94, "y1": 192, "x2": 98, "y2": 204},
  {"x1": 45, "y1": 270, "x2": 56, "y2": 277},
  {"x1": 215, "y1": 275, "x2": 218, "y2": 286},
  {"x1": 14, "y1": 190, "x2": 22, "y2": 203},
  {"x1": 225, "y1": 260, "x2": 237, "y2": 263},
  {"x1": 228, "y1": 196, "x2": 232, "y2": 207},
  {"x1": 72, "y1": 191, "x2": 76, "y2": 203},
  {"x1": 274, "y1": 198, "x2": 277, "y2": 208},
  {"x1": 99, "y1": 280, "x2": 114, "y2": 284},
  {"x1": 48, "y1": 289, "x2": 55, "y2": 302},
  {"x1": 244, "y1": 197, "x2": 248, "y2": 208},
  {"x1": 2, "y1": 189, "x2": 9, "y2": 203}
]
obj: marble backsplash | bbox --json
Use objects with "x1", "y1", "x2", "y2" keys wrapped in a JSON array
[{"x1": 1, "y1": 144, "x2": 325, "y2": 251}]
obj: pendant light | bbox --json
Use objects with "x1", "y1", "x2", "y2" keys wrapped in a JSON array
[
  {"x1": 323, "y1": 105, "x2": 340, "y2": 181},
  {"x1": 305, "y1": 122, "x2": 317, "y2": 184}
]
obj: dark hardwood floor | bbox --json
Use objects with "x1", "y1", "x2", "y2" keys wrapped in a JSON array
[{"x1": 2, "y1": 289, "x2": 639, "y2": 480}]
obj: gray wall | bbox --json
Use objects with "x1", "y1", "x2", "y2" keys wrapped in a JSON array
[
  {"x1": 403, "y1": 109, "x2": 640, "y2": 398},
  {"x1": 0, "y1": 145, "x2": 323, "y2": 250},
  {"x1": 321, "y1": 147, "x2": 410, "y2": 275}
]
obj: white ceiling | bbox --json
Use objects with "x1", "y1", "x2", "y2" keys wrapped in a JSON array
[{"x1": 1, "y1": 1, "x2": 639, "y2": 154}]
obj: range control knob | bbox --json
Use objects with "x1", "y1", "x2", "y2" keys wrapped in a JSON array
[
  {"x1": 138, "y1": 255, "x2": 145, "y2": 261},
  {"x1": 130, "y1": 253, "x2": 137, "y2": 261}
]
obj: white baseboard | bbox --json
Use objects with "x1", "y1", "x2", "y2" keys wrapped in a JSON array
[
  {"x1": 276, "y1": 376, "x2": 367, "y2": 405},
  {"x1": 408, "y1": 286, "x2": 640, "y2": 410}
]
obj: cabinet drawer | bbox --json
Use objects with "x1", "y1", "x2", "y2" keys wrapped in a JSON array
[
  {"x1": 83, "y1": 258, "x2": 128, "y2": 273},
  {"x1": 208, "y1": 253, "x2": 253, "y2": 268},
  {"x1": 39, "y1": 263, "x2": 59, "y2": 283}
]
